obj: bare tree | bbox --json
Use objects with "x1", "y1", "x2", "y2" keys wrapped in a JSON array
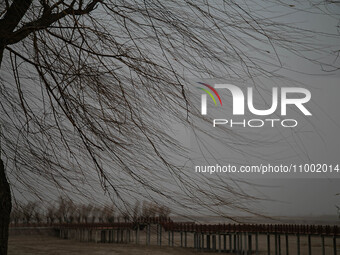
[
  {"x1": 91, "y1": 206, "x2": 100, "y2": 223},
  {"x1": 67, "y1": 204, "x2": 76, "y2": 224},
  {"x1": 9, "y1": 203, "x2": 21, "y2": 226},
  {"x1": 80, "y1": 204, "x2": 93, "y2": 223},
  {"x1": 55, "y1": 196, "x2": 75, "y2": 223},
  {"x1": 158, "y1": 205, "x2": 171, "y2": 219},
  {"x1": 139, "y1": 201, "x2": 170, "y2": 219},
  {"x1": 1, "y1": 0, "x2": 339, "y2": 253},
  {"x1": 21, "y1": 201, "x2": 36, "y2": 224},
  {"x1": 101, "y1": 204, "x2": 115, "y2": 223},
  {"x1": 46, "y1": 204, "x2": 56, "y2": 225},
  {"x1": 33, "y1": 207, "x2": 42, "y2": 224},
  {"x1": 132, "y1": 201, "x2": 140, "y2": 222},
  {"x1": 141, "y1": 201, "x2": 158, "y2": 218},
  {"x1": 122, "y1": 211, "x2": 130, "y2": 223}
]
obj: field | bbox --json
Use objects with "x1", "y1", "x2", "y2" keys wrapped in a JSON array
[
  {"x1": 8, "y1": 235, "x2": 207, "y2": 255},
  {"x1": 8, "y1": 230, "x2": 340, "y2": 255}
]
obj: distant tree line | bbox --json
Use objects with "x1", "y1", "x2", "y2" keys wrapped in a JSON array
[{"x1": 10, "y1": 197, "x2": 171, "y2": 225}]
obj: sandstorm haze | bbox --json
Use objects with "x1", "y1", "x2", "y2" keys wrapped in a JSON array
[{"x1": 0, "y1": 0, "x2": 340, "y2": 254}]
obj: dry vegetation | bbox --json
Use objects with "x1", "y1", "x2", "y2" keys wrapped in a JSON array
[{"x1": 10, "y1": 197, "x2": 171, "y2": 225}]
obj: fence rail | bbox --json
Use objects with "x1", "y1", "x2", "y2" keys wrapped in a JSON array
[
  {"x1": 53, "y1": 222, "x2": 339, "y2": 235},
  {"x1": 10, "y1": 218, "x2": 340, "y2": 254}
]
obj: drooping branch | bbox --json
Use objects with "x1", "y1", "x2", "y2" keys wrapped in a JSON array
[
  {"x1": 0, "y1": 0, "x2": 33, "y2": 37},
  {"x1": 6, "y1": 0, "x2": 102, "y2": 46},
  {"x1": 0, "y1": 1, "x2": 339, "y2": 237},
  {"x1": 0, "y1": 0, "x2": 32, "y2": 65}
]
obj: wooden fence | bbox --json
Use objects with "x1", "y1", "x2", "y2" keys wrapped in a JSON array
[{"x1": 51, "y1": 218, "x2": 340, "y2": 254}]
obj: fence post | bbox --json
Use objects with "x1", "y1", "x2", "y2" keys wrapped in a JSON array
[
  {"x1": 160, "y1": 224, "x2": 162, "y2": 246},
  {"x1": 193, "y1": 232, "x2": 197, "y2": 249},
  {"x1": 96, "y1": 230, "x2": 99, "y2": 243},
  {"x1": 285, "y1": 233, "x2": 289, "y2": 255},
  {"x1": 195, "y1": 232, "x2": 198, "y2": 249},
  {"x1": 218, "y1": 234, "x2": 221, "y2": 253},
  {"x1": 308, "y1": 234, "x2": 311, "y2": 255},
  {"x1": 256, "y1": 232, "x2": 259, "y2": 255},
  {"x1": 156, "y1": 224, "x2": 158, "y2": 245},
  {"x1": 267, "y1": 233, "x2": 271, "y2": 255},
  {"x1": 240, "y1": 232, "x2": 243, "y2": 254},
  {"x1": 278, "y1": 234, "x2": 281, "y2": 255},
  {"x1": 297, "y1": 233, "x2": 300, "y2": 255},
  {"x1": 248, "y1": 233, "x2": 252, "y2": 254},
  {"x1": 126, "y1": 228, "x2": 129, "y2": 244},
  {"x1": 244, "y1": 232, "x2": 247, "y2": 255},
  {"x1": 147, "y1": 224, "x2": 151, "y2": 245},
  {"x1": 223, "y1": 234, "x2": 226, "y2": 251},
  {"x1": 237, "y1": 233, "x2": 240, "y2": 254},
  {"x1": 136, "y1": 224, "x2": 140, "y2": 244},
  {"x1": 275, "y1": 233, "x2": 278, "y2": 255},
  {"x1": 321, "y1": 235, "x2": 325, "y2": 255},
  {"x1": 200, "y1": 232, "x2": 202, "y2": 250},
  {"x1": 207, "y1": 234, "x2": 211, "y2": 250},
  {"x1": 171, "y1": 230, "x2": 174, "y2": 247},
  {"x1": 180, "y1": 231, "x2": 183, "y2": 247},
  {"x1": 213, "y1": 234, "x2": 217, "y2": 251}
]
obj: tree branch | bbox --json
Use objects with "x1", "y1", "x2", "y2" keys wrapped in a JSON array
[
  {"x1": 5, "y1": 0, "x2": 101, "y2": 46},
  {"x1": 0, "y1": 0, "x2": 32, "y2": 36}
]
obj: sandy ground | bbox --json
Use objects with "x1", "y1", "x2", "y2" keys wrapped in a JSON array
[
  {"x1": 8, "y1": 230, "x2": 340, "y2": 255},
  {"x1": 8, "y1": 235, "x2": 209, "y2": 255}
]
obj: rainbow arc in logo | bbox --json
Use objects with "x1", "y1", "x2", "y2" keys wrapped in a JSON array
[{"x1": 197, "y1": 82, "x2": 223, "y2": 106}]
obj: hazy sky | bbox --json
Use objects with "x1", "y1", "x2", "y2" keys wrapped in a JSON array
[
  {"x1": 250, "y1": 5, "x2": 340, "y2": 216},
  {"x1": 184, "y1": 2, "x2": 340, "y2": 217},
  {"x1": 4, "y1": 1, "x2": 340, "y2": 220}
]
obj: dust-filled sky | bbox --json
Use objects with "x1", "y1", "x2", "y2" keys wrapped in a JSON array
[
  {"x1": 4, "y1": 1, "x2": 340, "y2": 219},
  {"x1": 183, "y1": 3, "x2": 340, "y2": 217}
]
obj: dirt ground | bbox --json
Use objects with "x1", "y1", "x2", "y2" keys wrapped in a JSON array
[
  {"x1": 8, "y1": 232, "x2": 340, "y2": 255},
  {"x1": 8, "y1": 235, "x2": 209, "y2": 255}
]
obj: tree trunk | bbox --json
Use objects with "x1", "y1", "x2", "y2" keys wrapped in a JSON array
[
  {"x1": 0, "y1": 45, "x2": 4, "y2": 68},
  {"x1": 0, "y1": 159, "x2": 11, "y2": 255}
]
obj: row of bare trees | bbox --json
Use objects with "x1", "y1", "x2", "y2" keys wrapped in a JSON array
[{"x1": 10, "y1": 197, "x2": 170, "y2": 226}]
